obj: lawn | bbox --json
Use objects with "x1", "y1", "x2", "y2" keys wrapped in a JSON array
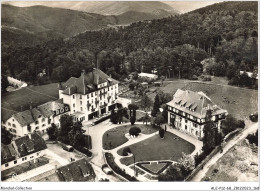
[
  {"x1": 202, "y1": 139, "x2": 258, "y2": 182},
  {"x1": 118, "y1": 132, "x2": 195, "y2": 166},
  {"x1": 1, "y1": 83, "x2": 61, "y2": 121},
  {"x1": 1, "y1": 156, "x2": 49, "y2": 181},
  {"x1": 103, "y1": 124, "x2": 159, "y2": 150},
  {"x1": 148, "y1": 80, "x2": 258, "y2": 120}
]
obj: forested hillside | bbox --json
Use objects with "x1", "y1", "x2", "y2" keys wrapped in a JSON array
[{"x1": 2, "y1": 1, "x2": 258, "y2": 88}]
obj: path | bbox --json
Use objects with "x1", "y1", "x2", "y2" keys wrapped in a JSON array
[{"x1": 192, "y1": 122, "x2": 258, "y2": 181}]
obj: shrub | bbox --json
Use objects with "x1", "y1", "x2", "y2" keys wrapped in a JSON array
[
  {"x1": 159, "y1": 128, "x2": 165, "y2": 138},
  {"x1": 129, "y1": 127, "x2": 141, "y2": 136},
  {"x1": 101, "y1": 164, "x2": 108, "y2": 170},
  {"x1": 130, "y1": 116, "x2": 136, "y2": 125},
  {"x1": 105, "y1": 152, "x2": 138, "y2": 181},
  {"x1": 122, "y1": 147, "x2": 132, "y2": 156}
]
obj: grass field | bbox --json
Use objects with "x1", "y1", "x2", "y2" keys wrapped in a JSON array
[
  {"x1": 103, "y1": 124, "x2": 159, "y2": 150},
  {"x1": 118, "y1": 132, "x2": 195, "y2": 166},
  {"x1": 202, "y1": 139, "x2": 258, "y2": 182},
  {"x1": 1, "y1": 83, "x2": 60, "y2": 120},
  {"x1": 147, "y1": 79, "x2": 258, "y2": 120}
]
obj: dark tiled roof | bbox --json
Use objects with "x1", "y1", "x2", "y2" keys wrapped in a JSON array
[
  {"x1": 62, "y1": 69, "x2": 118, "y2": 95},
  {"x1": 56, "y1": 158, "x2": 96, "y2": 182},
  {"x1": 12, "y1": 99, "x2": 65, "y2": 127},
  {"x1": 13, "y1": 132, "x2": 47, "y2": 157},
  {"x1": 167, "y1": 89, "x2": 227, "y2": 119},
  {"x1": 1, "y1": 143, "x2": 17, "y2": 164}
]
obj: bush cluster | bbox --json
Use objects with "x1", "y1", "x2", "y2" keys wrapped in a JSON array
[
  {"x1": 105, "y1": 152, "x2": 138, "y2": 181},
  {"x1": 129, "y1": 127, "x2": 141, "y2": 136},
  {"x1": 122, "y1": 147, "x2": 132, "y2": 156}
]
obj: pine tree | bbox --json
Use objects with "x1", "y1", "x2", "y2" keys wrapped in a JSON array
[
  {"x1": 151, "y1": 94, "x2": 160, "y2": 117},
  {"x1": 202, "y1": 109, "x2": 217, "y2": 154}
]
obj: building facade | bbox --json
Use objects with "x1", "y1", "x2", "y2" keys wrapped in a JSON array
[
  {"x1": 59, "y1": 69, "x2": 119, "y2": 122},
  {"x1": 167, "y1": 89, "x2": 228, "y2": 140},
  {"x1": 1, "y1": 100, "x2": 69, "y2": 137},
  {"x1": 1, "y1": 132, "x2": 47, "y2": 171}
]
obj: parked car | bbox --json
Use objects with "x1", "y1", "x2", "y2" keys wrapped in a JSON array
[
  {"x1": 102, "y1": 166, "x2": 113, "y2": 175},
  {"x1": 62, "y1": 144, "x2": 74, "y2": 152}
]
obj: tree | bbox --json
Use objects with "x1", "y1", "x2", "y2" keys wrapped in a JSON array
[
  {"x1": 202, "y1": 109, "x2": 217, "y2": 154},
  {"x1": 140, "y1": 94, "x2": 152, "y2": 111},
  {"x1": 130, "y1": 116, "x2": 136, "y2": 125},
  {"x1": 154, "y1": 113, "x2": 165, "y2": 127},
  {"x1": 1, "y1": 75, "x2": 9, "y2": 93},
  {"x1": 151, "y1": 94, "x2": 160, "y2": 117},
  {"x1": 1, "y1": 127, "x2": 13, "y2": 145},
  {"x1": 47, "y1": 123, "x2": 58, "y2": 140},
  {"x1": 160, "y1": 75, "x2": 166, "y2": 85},
  {"x1": 158, "y1": 164, "x2": 184, "y2": 181},
  {"x1": 178, "y1": 152, "x2": 195, "y2": 176},
  {"x1": 129, "y1": 83, "x2": 135, "y2": 91},
  {"x1": 68, "y1": 121, "x2": 85, "y2": 148},
  {"x1": 221, "y1": 115, "x2": 245, "y2": 135},
  {"x1": 159, "y1": 128, "x2": 165, "y2": 139},
  {"x1": 143, "y1": 112, "x2": 150, "y2": 125},
  {"x1": 58, "y1": 114, "x2": 73, "y2": 144},
  {"x1": 162, "y1": 104, "x2": 168, "y2": 122}
]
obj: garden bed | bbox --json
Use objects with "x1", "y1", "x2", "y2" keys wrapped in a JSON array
[
  {"x1": 136, "y1": 161, "x2": 172, "y2": 175},
  {"x1": 103, "y1": 124, "x2": 159, "y2": 150}
]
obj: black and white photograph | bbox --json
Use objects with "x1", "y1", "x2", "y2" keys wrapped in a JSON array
[{"x1": 1, "y1": 0, "x2": 258, "y2": 190}]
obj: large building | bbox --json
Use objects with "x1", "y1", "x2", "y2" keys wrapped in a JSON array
[
  {"x1": 1, "y1": 100, "x2": 69, "y2": 137},
  {"x1": 166, "y1": 89, "x2": 228, "y2": 139},
  {"x1": 1, "y1": 132, "x2": 47, "y2": 171},
  {"x1": 59, "y1": 68, "x2": 119, "y2": 122}
]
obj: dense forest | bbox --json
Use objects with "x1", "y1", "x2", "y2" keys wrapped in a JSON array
[{"x1": 2, "y1": 1, "x2": 258, "y2": 88}]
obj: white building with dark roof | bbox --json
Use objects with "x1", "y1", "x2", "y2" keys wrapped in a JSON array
[
  {"x1": 167, "y1": 89, "x2": 228, "y2": 139},
  {"x1": 59, "y1": 68, "x2": 119, "y2": 122},
  {"x1": 1, "y1": 132, "x2": 47, "y2": 171},
  {"x1": 1, "y1": 100, "x2": 70, "y2": 137}
]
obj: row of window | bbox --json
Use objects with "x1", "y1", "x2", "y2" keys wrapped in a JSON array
[{"x1": 4, "y1": 153, "x2": 40, "y2": 167}]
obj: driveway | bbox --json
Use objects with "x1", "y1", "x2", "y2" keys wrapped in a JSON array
[{"x1": 192, "y1": 122, "x2": 258, "y2": 181}]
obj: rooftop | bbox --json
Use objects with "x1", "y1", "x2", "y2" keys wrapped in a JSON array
[
  {"x1": 61, "y1": 69, "x2": 118, "y2": 95},
  {"x1": 167, "y1": 89, "x2": 227, "y2": 119}
]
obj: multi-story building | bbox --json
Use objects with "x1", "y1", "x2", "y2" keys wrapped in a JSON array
[
  {"x1": 1, "y1": 132, "x2": 47, "y2": 171},
  {"x1": 1, "y1": 100, "x2": 69, "y2": 137},
  {"x1": 59, "y1": 68, "x2": 119, "y2": 122},
  {"x1": 167, "y1": 89, "x2": 228, "y2": 140}
]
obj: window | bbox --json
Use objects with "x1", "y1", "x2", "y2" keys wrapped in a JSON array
[
  {"x1": 73, "y1": 103, "x2": 75, "y2": 108},
  {"x1": 5, "y1": 163, "x2": 8, "y2": 167},
  {"x1": 80, "y1": 107, "x2": 83, "y2": 111},
  {"x1": 14, "y1": 160, "x2": 17, "y2": 164},
  {"x1": 35, "y1": 121, "x2": 39, "y2": 125},
  {"x1": 185, "y1": 119, "x2": 188, "y2": 123},
  {"x1": 80, "y1": 95, "x2": 82, "y2": 99},
  {"x1": 8, "y1": 122, "x2": 11, "y2": 126},
  {"x1": 36, "y1": 127, "x2": 39, "y2": 130},
  {"x1": 42, "y1": 124, "x2": 46, "y2": 127},
  {"x1": 12, "y1": 119, "x2": 14, "y2": 122},
  {"x1": 37, "y1": 152, "x2": 40, "y2": 156},
  {"x1": 91, "y1": 93, "x2": 93, "y2": 97},
  {"x1": 25, "y1": 157, "x2": 27, "y2": 160},
  {"x1": 73, "y1": 95, "x2": 75, "y2": 99},
  {"x1": 22, "y1": 158, "x2": 25, "y2": 161},
  {"x1": 13, "y1": 129, "x2": 16, "y2": 133},
  {"x1": 185, "y1": 125, "x2": 187, "y2": 130},
  {"x1": 42, "y1": 130, "x2": 45, "y2": 133},
  {"x1": 80, "y1": 101, "x2": 82, "y2": 105},
  {"x1": 42, "y1": 118, "x2": 45, "y2": 122},
  {"x1": 30, "y1": 156, "x2": 34, "y2": 159},
  {"x1": 48, "y1": 118, "x2": 51, "y2": 124},
  {"x1": 87, "y1": 95, "x2": 89, "y2": 99}
]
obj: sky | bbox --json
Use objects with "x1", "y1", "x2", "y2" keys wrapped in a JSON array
[{"x1": 2, "y1": 1, "x2": 223, "y2": 13}]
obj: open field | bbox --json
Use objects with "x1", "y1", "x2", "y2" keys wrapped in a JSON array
[
  {"x1": 103, "y1": 124, "x2": 159, "y2": 150},
  {"x1": 1, "y1": 83, "x2": 60, "y2": 120},
  {"x1": 118, "y1": 132, "x2": 195, "y2": 166},
  {"x1": 202, "y1": 139, "x2": 258, "y2": 182},
  {"x1": 147, "y1": 79, "x2": 257, "y2": 120}
]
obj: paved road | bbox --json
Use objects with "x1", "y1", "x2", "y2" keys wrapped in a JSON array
[{"x1": 192, "y1": 122, "x2": 258, "y2": 181}]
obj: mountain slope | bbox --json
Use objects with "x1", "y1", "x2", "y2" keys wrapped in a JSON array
[{"x1": 81, "y1": 1, "x2": 179, "y2": 15}]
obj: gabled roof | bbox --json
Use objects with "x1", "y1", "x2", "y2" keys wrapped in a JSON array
[
  {"x1": 1, "y1": 132, "x2": 47, "y2": 164},
  {"x1": 167, "y1": 89, "x2": 227, "y2": 119},
  {"x1": 13, "y1": 132, "x2": 47, "y2": 157},
  {"x1": 62, "y1": 69, "x2": 118, "y2": 95},
  {"x1": 1, "y1": 143, "x2": 17, "y2": 164},
  {"x1": 56, "y1": 158, "x2": 96, "y2": 182},
  {"x1": 12, "y1": 99, "x2": 65, "y2": 127}
]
